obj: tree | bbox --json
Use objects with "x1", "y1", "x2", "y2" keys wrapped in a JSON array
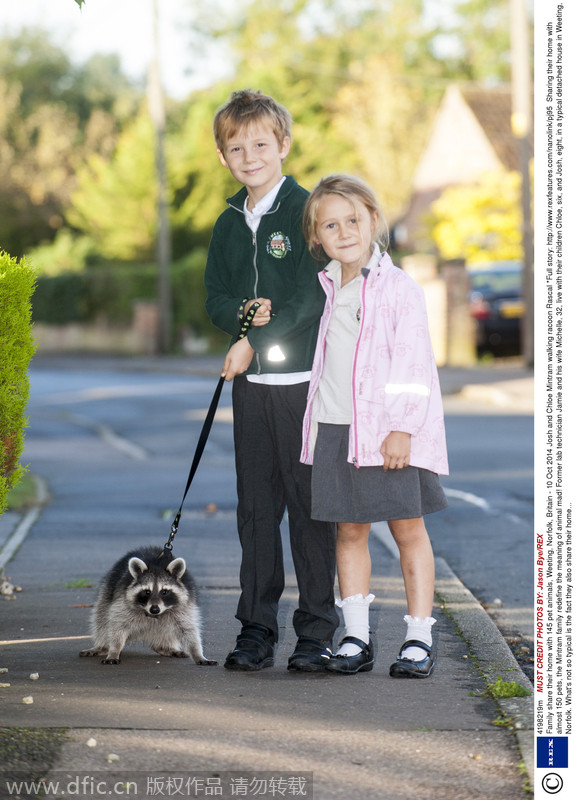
[
  {"x1": 6, "y1": 1, "x2": 518, "y2": 269},
  {"x1": 329, "y1": 54, "x2": 434, "y2": 221},
  {"x1": 179, "y1": 0, "x2": 447, "y2": 226},
  {"x1": 0, "y1": 30, "x2": 137, "y2": 124},
  {"x1": 0, "y1": 30, "x2": 72, "y2": 119},
  {"x1": 327, "y1": 1, "x2": 449, "y2": 220},
  {"x1": 0, "y1": 77, "x2": 80, "y2": 256},
  {"x1": 169, "y1": 86, "x2": 241, "y2": 248},
  {"x1": 25, "y1": 230, "x2": 95, "y2": 277},
  {"x1": 428, "y1": 169, "x2": 523, "y2": 263},
  {"x1": 0, "y1": 31, "x2": 140, "y2": 258},
  {"x1": 67, "y1": 108, "x2": 159, "y2": 261},
  {"x1": 68, "y1": 53, "x2": 144, "y2": 125},
  {"x1": 433, "y1": 0, "x2": 513, "y2": 83}
]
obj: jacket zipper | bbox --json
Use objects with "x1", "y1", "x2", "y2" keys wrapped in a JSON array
[
  {"x1": 251, "y1": 230, "x2": 262, "y2": 373},
  {"x1": 249, "y1": 205, "x2": 280, "y2": 374},
  {"x1": 251, "y1": 231, "x2": 258, "y2": 292},
  {"x1": 350, "y1": 276, "x2": 368, "y2": 467}
]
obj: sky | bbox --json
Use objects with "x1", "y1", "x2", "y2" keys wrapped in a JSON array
[{"x1": 0, "y1": 0, "x2": 233, "y2": 99}]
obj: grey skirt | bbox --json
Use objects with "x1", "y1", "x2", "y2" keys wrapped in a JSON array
[{"x1": 311, "y1": 423, "x2": 448, "y2": 523}]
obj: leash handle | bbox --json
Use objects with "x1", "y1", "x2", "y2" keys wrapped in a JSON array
[{"x1": 162, "y1": 301, "x2": 260, "y2": 554}]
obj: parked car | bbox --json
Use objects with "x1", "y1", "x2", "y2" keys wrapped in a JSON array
[{"x1": 468, "y1": 260, "x2": 525, "y2": 355}]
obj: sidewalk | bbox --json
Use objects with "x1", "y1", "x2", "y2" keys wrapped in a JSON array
[
  {"x1": 0, "y1": 359, "x2": 535, "y2": 799},
  {"x1": 0, "y1": 531, "x2": 533, "y2": 800}
]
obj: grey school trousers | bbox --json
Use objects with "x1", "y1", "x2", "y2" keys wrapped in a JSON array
[{"x1": 231, "y1": 376, "x2": 338, "y2": 644}]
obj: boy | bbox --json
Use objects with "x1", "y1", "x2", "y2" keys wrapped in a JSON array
[{"x1": 204, "y1": 89, "x2": 338, "y2": 672}]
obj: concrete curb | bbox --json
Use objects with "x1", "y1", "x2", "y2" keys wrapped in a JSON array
[
  {"x1": 0, "y1": 477, "x2": 49, "y2": 572},
  {"x1": 435, "y1": 558, "x2": 534, "y2": 790}
]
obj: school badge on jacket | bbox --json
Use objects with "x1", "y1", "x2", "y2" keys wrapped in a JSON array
[{"x1": 266, "y1": 231, "x2": 291, "y2": 259}]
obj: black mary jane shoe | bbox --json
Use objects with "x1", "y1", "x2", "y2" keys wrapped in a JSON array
[
  {"x1": 389, "y1": 639, "x2": 435, "y2": 679},
  {"x1": 325, "y1": 636, "x2": 374, "y2": 675},
  {"x1": 287, "y1": 636, "x2": 333, "y2": 672},
  {"x1": 224, "y1": 624, "x2": 275, "y2": 671}
]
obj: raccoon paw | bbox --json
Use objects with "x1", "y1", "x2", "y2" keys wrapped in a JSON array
[
  {"x1": 153, "y1": 648, "x2": 188, "y2": 658},
  {"x1": 101, "y1": 657, "x2": 121, "y2": 665},
  {"x1": 196, "y1": 658, "x2": 218, "y2": 666},
  {"x1": 79, "y1": 648, "x2": 105, "y2": 658}
]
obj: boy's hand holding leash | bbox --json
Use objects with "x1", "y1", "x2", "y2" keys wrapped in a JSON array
[
  {"x1": 221, "y1": 337, "x2": 254, "y2": 381},
  {"x1": 380, "y1": 431, "x2": 411, "y2": 471},
  {"x1": 221, "y1": 297, "x2": 272, "y2": 381},
  {"x1": 245, "y1": 297, "x2": 272, "y2": 326}
]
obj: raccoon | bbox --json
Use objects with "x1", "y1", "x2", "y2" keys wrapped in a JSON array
[{"x1": 79, "y1": 545, "x2": 217, "y2": 666}]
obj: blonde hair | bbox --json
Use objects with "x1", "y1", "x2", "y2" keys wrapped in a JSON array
[
  {"x1": 303, "y1": 174, "x2": 389, "y2": 261},
  {"x1": 213, "y1": 89, "x2": 292, "y2": 155}
]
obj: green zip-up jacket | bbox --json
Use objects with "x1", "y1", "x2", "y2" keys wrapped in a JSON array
[{"x1": 204, "y1": 176, "x2": 325, "y2": 376}]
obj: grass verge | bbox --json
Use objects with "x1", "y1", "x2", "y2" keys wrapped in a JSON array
[
  {"x1": 0, "y1": 727, "x2": 68, "y2": 784},
  {"x1": 4, "y1": 475, "x2": 39, "y2": 512}
]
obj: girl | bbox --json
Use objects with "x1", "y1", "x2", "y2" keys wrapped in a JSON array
[{"x1": 300, "y1": 175, "x2": 449, "y2": 677}]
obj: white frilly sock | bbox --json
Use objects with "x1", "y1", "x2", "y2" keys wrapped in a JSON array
[
  {"x1": 335, "y1": 593, "x2": 375, "y2": 656},
  {"x1": 401, "y1": 615, "x2": 436, "y2": 661}
]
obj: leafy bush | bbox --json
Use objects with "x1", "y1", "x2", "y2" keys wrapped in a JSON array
[
  {"x1": 0, "y1": 251, "x2": 37, "y2": 513},
  {"x1": 26, "y1": 229, "x2": 96, "y2": 277},
  {"x1": 31, "y1": 248, "x2": 218, "y2": 344},
  {"x1": 429, "y1": 169, "x2": 523, "y2": 263},
  {"x1": 171, "y1": 249, "x2": 213, "y2": 337}
]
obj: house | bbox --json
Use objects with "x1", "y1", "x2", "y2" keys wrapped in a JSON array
[{"x1": 396, "y1": 84, "x2": 532, "y2": 251}]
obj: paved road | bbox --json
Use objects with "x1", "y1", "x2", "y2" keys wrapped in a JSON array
[
  {"x1": 436, "y1": 390, "x2": 534, "y2": 678},
  {"x1": 0, "y1": 357, "x2": 534, "y2": 800}
]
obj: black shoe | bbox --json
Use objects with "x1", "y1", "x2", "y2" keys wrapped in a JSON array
[
  {"x1": 224, "y1": 624, "x2": 275, "y2": 671},
  {"x1": 389, "y1": 639, "x2": 435, "y2": 678},
  {"x1": 325, "y1": 636, "x2": 374, "y2": 674},
  {"x1": 287, "y1": 636, "x2": 333, "y2": 672}
]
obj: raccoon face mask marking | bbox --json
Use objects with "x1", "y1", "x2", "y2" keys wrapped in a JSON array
[{"x1": 128, "y1": 556, "x2": 185, "y2": 617}]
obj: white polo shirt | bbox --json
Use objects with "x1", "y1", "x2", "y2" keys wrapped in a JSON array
[
  {"x1": 312, "y1": 246, "x2": 380, "y2": 423},
  {"x1": 312, "y1": 267, "x2": 362, "y2": 424}
]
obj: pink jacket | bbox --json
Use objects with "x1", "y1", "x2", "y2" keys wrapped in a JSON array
[{"x1": 301, "y1": 252, "x2": 449, "y2": 475}]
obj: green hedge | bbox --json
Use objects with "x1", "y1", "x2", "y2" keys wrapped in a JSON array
[
  {"x1": 31, "y1": 248, "x2": 220, "y2": 343},
  {"x1": 0, "y1": 251, "x2": 37, "y2": 513}
]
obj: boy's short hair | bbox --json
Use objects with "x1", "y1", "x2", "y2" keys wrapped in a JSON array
[
  {"x1": 303, "y1": 174, "x2": 390, "y2": 261},
  {"x1": 213, "y1": 89, "x2": 293, "y2": 154}
]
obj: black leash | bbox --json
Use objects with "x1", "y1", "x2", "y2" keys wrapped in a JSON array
[{"x1": 160, "y1": 301, "x2": 260, "y2": 557}]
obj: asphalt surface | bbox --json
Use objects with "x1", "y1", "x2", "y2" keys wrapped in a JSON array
[{"x1": 0, "y1": 358, "x2": 534, "y2": 800}]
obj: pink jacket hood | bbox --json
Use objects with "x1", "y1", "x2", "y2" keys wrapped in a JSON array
[{"x1": 301, "y1": 251, "x2": 449, "y2": 475}]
